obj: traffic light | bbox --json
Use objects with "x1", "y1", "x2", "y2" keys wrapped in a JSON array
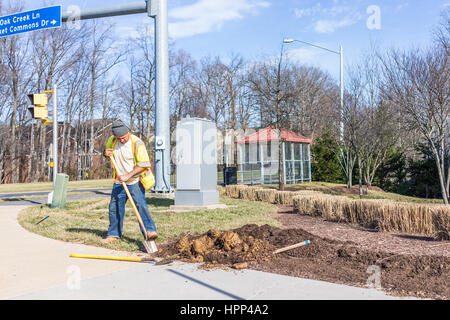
[{"x1": 27, "y1": 93, "x2": 48, "y2": 121}]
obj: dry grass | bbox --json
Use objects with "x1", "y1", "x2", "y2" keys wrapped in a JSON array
[
  {"x1": 275, "y1": 190, "x2": 324, "y2": 206},
  {"x1": 293, "y1": 194, "x2": 450, "y2": 238},
  {"x1": 222, "y1": 185, "x2": 450, "y2": 240},
  {"x1": 432, "y1": 206, "x2": 450, "y2": 240},
  {"x1": 262, "y1": 181, "x2": 443, "y2": 203}
]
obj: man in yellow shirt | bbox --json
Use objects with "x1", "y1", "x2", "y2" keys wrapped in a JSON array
[{"x1": 102, "y1": 120, "x2": 157, "y2": 243}]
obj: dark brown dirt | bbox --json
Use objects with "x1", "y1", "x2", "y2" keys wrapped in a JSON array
[
  {"x1": 272, "y1": 205, "x2": 450, "y2": 257},
  {"x1": 156, "y1": 207, "x2": 450, "y2": 300}
]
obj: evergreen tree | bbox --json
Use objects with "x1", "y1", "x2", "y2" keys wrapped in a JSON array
[
  {"x1": 311, "y1": 130, "x2": 344, "y2": 183},
  {"x1": 406, "y1": 143, "x2": 442, "y2": 199},
  {"x1": 374, "y1": 146, "x2": 408, "y2": 193}
]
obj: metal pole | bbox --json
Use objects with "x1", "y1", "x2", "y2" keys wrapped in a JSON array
[
  {"x1": 239, "y1": 143, "x2": 244, "y2": 184},
  {"x1": 52, "y1": 84, "x2": 57, "y2": 186},
  {"x1": 307, "y1": 144, "x2": 312, "y2": 182},
  {"x1": 61, "y1": 2, "x2": 146, "y2": 21},
  {"x1": 150, "y1": 0, "x2": 171, "y2": 192},
  {"x1": 340, "y1": 45, "x2": 344, "y2": 141},
  {"x1": 300, "y1": 143, "x2": 304, "y2": 183},
  {"x1": 291, "y1": 143, "x2": 295, "y2": 183},
  {"x1": 259, "y1": 143, "x2": 264, "y2": 185},
  {"x1": 282, "y1": 142, "x2": 286, "y2": 185}
]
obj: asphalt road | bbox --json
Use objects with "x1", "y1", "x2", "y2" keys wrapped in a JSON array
[{"x1": 0, "y1": 188, "x2": 111, "y2": 206}]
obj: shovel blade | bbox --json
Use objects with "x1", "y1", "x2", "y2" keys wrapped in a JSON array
[{"x1": 142, "y1": 240, "x2": 158, "y2": 254}]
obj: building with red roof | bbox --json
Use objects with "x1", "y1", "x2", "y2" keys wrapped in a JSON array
[{"x1": 234, "y1": 126, "x2": 312, "y2": 185}]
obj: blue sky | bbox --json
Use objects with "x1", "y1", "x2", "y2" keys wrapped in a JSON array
[{"x1": 18, "y1": 0, "x2": 450, "y2": 82}]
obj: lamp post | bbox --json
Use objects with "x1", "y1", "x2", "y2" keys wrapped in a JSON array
[
  {"x1": 283, "y1": 39, "x2": 344, "y2": 141},
  {"x1": 276, "y1": 41, "x2": 287, "y2": 190}
]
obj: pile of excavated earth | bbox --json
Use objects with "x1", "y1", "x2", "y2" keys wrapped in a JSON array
[{"x1": 160, "y1": 228, "x2": 275, "y2": 270}]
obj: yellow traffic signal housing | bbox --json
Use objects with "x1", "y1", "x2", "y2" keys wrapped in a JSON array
[
  {"x1": 27, "y1": 93, "x2": 48, "y2": 121},
  {"x1": 28, "y1": 93, "x2": 48, "y2": 106},
  {"x1": 32, "y1": 106, "x2": 48, "y2": 120}
]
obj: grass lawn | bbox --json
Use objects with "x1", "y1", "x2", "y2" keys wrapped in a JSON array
[
  {"x1": 261, "y1": 181, "x2": 443, "y2": 204},
  {"x1": 18, "y1": 196, "x2": 280, "y2": 253},
  {"x1": 0, "y1": 179, "x2": 114, "y2": 194}
]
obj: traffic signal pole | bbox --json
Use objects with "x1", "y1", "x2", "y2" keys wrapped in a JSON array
[
  {"x1": 61, "y1": 0, "x2": 172, "y2": 192},
  {"x1": 52, "y1": 84, "x2": 57, "y2": 186}
]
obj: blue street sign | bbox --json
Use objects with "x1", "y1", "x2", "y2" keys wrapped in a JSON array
[{"x1": 0, "y1": 5, "x2": 61, "y2": 38}]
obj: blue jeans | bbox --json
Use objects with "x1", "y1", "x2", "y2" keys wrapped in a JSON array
[{"x1": 107, "y1": 182, "x2": 157, "y2": 238}]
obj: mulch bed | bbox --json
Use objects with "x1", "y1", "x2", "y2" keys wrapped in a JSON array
[{"x1": 156, "y1": 205, "x2": 450, "y2": 300}]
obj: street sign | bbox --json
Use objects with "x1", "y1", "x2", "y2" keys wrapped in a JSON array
[{"x1": 0, "y1": 5, "x2": 61, "y2": 38}]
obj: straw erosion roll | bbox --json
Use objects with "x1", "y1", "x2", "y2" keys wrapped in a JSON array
[{"x1": 219, "y1": 184, "x2": 450, "y2": 240}]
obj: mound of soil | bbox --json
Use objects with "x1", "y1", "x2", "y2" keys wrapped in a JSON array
[
  {"x1": 160, "y1": 229, "x2": 274, "y2": 269},
  {"x1": 157, "y1": 224, "x2": 450, "y2": 299}
]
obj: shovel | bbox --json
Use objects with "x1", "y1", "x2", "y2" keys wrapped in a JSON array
[{"x1": 109, "y1": 155, "x2": 158, "y2": 254}]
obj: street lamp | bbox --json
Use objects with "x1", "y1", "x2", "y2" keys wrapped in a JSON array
[{"x1": 283, "y1": 38, "x2": 344, "y2": 141}]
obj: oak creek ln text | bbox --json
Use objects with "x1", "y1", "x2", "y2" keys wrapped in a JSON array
[{"x1": 0, "y1": 11, "x2": 51, "y2": 35}]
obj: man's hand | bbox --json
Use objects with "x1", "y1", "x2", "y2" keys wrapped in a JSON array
[
  {"x1": 117, "y1": 174, "x2": 130, "y2": 183},
  {"x1": 117, "y1": 167, "x2": 145, "y2": 184},
  {"x1": 104, "y1": 148, "x2": 113, "y2": 158}
]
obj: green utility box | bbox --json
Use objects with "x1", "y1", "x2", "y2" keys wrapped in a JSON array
[{"x1": 51, "y1": 173, "x2": 69, "y2": 208}]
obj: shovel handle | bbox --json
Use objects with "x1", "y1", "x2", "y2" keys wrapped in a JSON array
[{"x1": 273, "y1": 240, "x2": 310, "y2": 254}]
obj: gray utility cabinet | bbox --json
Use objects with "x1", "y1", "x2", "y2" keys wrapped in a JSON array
[{"x1": 174, "y1": 116, "x2": 219, "y2": 206}]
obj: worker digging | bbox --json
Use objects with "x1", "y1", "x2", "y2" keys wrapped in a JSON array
[{"x1": 102, "y1": 120, "x2": 157, "y2": 253}]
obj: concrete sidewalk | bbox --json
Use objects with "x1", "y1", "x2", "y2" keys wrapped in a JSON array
[
  {"x1": 0, "y1": 205, "x2": 139, "y2": 299},
  {"x1": 1, "y1": 205, "x2": 415, "y2": 300}
]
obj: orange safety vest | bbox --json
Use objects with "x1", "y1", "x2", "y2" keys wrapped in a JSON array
[{"x1": 106, "y1": 134, "x2": 155, "y2": 190}]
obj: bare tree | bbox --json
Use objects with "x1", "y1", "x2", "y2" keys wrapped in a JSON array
[
  {"x1": 343, "y1": 64, "x2": 369, "y2": 198},
  {"x1": 2, "y1": 34, "x2": 33, "y2": 182},
  {"x1": 84, "y1": 20, "x2": 125, "y2": 170},
  {"x1": 361, "y1": 102, "x2": 397, "y2": 193},
  {"x1": 380, "y1": 45, "x2": 449, "y2": 203},
  {"x1": 246, "y1": 51, "x2": 295, "y2": 190},
  {"x1": 134, "y1": 27, "x2": 156, "y2": 141},
  {"x1": 29, "y1": 22, "x2": 88, "y2": 180},
  {"x1": 169, "y1": 49, "x2": 199, "y2": 128},
  {"x1": 288, "y1": 65, "x2": 338, "y2": 140},
  {"x1": 360, "y1": 50, "x2": 398, "y2": 194}
]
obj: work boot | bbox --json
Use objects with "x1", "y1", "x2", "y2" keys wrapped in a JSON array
[
  {"x1": 101, "y1": 236, "x2": 119, "y2": 244},
  {"x1": 146, "y1": 231, "x2": 158, "y2": 240}
]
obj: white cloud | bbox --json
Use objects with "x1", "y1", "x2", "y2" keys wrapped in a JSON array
[
  {"x1": 314, "y1": 15, "x2": 361, "y2": 33},
  {"x1": 168, "y1": 0, "x2": 270, "y2": 39}
]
